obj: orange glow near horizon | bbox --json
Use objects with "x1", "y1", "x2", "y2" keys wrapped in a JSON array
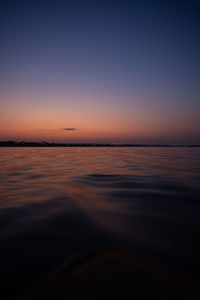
[{"x1": 1, "y1": 86, "x2": 199, "y2": 144}]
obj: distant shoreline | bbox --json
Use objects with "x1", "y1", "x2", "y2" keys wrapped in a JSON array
[{"x1": 0, "y1": 142, "x2": 199, "y2": 147}]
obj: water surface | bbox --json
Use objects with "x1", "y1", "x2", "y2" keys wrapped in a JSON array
[{"x1": 0, "y1": 147, "x2": 200, "y2": 298}]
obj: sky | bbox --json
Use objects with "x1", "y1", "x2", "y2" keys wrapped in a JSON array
[{"x1": 0, "y1": 0, "x2": 199, "y2": 144}]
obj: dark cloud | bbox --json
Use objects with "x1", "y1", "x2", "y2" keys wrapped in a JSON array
[{"x1": 63, "y1": 128, "x2": 77, "y2": 131}]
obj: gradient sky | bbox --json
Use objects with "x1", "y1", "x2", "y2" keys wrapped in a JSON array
[{"x1": 0, "y1": 0, "x2": 199, "y2": 144}]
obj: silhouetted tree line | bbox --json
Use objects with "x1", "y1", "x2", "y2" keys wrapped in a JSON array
[{"x1": 0, "y1": 141, "x2": 199, "y2": 147}]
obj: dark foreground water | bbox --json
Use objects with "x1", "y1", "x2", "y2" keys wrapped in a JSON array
[{"x1": 0, "y1": 147, "x2": 200, "y2": 298}]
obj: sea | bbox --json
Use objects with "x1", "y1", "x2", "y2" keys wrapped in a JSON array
[{"x1": 0, "y1": 147, "x2": 200, "y2": 298}]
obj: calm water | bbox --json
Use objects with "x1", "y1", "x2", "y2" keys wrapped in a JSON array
[{"x1": 0, "y1": 147, "x2": 200, "y2": 297}]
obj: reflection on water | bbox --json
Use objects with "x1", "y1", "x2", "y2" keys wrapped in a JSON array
[{"x1": 0, "y1": 147, "x2": 200, "y2": 297}]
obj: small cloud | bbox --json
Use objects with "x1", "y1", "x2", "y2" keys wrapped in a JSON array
[{"x1": 63, "y1": 128, "x2": 77, "y2": 131}]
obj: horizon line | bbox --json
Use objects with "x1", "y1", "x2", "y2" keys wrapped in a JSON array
[{"x1": 0, "y1": 141, "x2": 199, "y2": 147}]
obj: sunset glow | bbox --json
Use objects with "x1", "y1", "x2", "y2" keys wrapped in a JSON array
[{"x1": 0, "y1": 1, "x2": 199, "y2": 144}]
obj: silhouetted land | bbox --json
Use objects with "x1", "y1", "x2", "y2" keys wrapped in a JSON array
[{"x1": 0, "y1": 141, "x2": 199, "y2": 147}]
